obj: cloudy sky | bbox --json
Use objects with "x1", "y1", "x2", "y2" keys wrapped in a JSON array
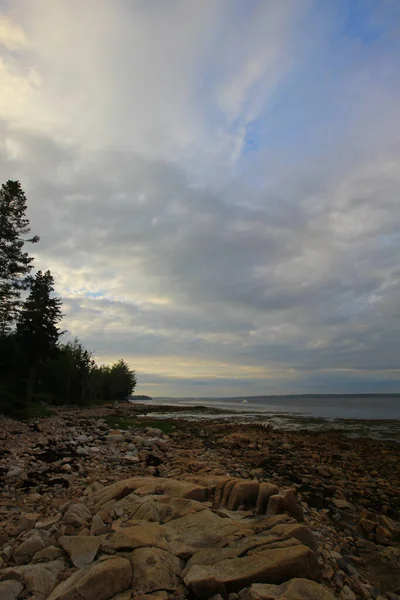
[{"x1": 1, "y1": 1, "x2": 400, "y2": 397}]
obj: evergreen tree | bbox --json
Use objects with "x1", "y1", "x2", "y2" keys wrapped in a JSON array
[
  {"x1": 16, "y1": 270, "x2": 63, "y2": 404},
  {"x1": 109, "y1": 359, "x2": 137, "y2": 400},
  {"x1": 0, "y1": 181, "x2": 39, "y2": 332}
]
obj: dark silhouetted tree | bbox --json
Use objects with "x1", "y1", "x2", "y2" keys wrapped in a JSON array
[
  {"x1": 0, "y1": 181, "x2": 39, "y2": 332},
  {"x1": 16, "y1": 270, "x2": 63, "y2": 404}
]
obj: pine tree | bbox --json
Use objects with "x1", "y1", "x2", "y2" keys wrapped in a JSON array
[
  {"x1": 16, "y1": 270, "x2": 63, "y2": 404},
  {"x1": 0, "y1": 180, "x2": 39, "y2": 332}
]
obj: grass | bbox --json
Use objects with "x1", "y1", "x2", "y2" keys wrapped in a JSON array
[
  {"x1": 24, "y1": 403, "x2": 54, "y2": 419},
  {"x1": 97, "y1": 414, "x2": 176, "y2": 434}
]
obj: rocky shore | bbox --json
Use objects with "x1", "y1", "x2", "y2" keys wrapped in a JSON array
[{"x1": 0, "y1": 403, "x2": 399, "y2": 600}]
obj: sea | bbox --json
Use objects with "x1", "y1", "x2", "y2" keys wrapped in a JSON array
[{"x1": 131, "y1": 395, "x2": 400, "y2": 441}]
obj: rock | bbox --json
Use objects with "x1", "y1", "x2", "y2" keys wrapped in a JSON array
[
  {"x1": 184, "y1": 540, "x2": 321, "y2": 598},
  {"x1": 131, "y1": 547, "x2": 184, "y2": 595},
  {"x1": 35, "y1": 514, "x2": 61, "y2": 530},
  {"x1": 163, "y1": 509, "x2": 254, "y2": 560},
  {"x1": 255, "y1": 483, "x2": 280, "y2": 515},
  {"x1": 226, "y1": 481, "x2": 260, "y2": 511},
  {"x1": 76, "y1": 435, "x2": 89, "y2": 444},
  {"x1": 13, "y1": 530, "x2": 46, "y2": 565},
  {"x1": 90, "y1": 514, "x2": 108, "y2": 536},
  {"x1": 267, "y1": 490, "x2": 304, "y2": 522},
  {"x1": 62, "y1": 503, "x2": 92, "y2": 529},
  {"x1": 103, "y1": 522, "x2": 169, "y2": 553},
  {"x1": 6, "y1": 467, "x2": 24, "y2": 479},
  {"x1": 375, "y1": 526, "x2": 392, "y2": 545},
  {"x1": 359, "y1": 519, "x2": 377, "y2": 534},
  {"x1": 106, "y1": 431, "x2": 125, "y2": 443},
  {"x1": 340, "y1": 585, "x2": 357, "y2": 600},
  {"x1": 76, "y1": 446, "x2": 89, "y2": 456},
  {"x1": 59, "y1": 535, "x2": 100, "y2": 568},
  {"x1": 46, "y1": 556, "x2": 132, "y2": 600},
  {"x1": 11, "y1": 512, "x2": 40, "y2": 534},
  {"x1": 87, "y1": 477, "x2": 207, "y2": 512},
  {"x1": 0, "y1": 580, "x2": 24, "y2": 600},
  {"x1": 239, "y1": 578, "x2": 336, "y2": 600},
  {"x1": 33, "y1": 546, "x2": 65, "y2": 563},
  {"x1": 61, "y1": 464, "x2": 72, "y2": 473},
  {"x1": 23, "y1": 563, "x2": 59, "y2": 600}
]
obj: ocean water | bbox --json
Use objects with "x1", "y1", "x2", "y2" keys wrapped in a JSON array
[{"x1": 132, "y1": 395, "x2": 400, "y2": 441}]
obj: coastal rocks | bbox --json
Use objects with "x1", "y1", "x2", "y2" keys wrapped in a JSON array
[{"x1": 0, "y1": 475, "x2": 325, "y2": 600}]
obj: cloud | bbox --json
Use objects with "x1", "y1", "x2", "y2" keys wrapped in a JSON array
[{"x1": 1, "y1": 0, "x2": 400, "y2": 395}]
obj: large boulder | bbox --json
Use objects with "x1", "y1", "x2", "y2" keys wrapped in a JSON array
[{"x1": 184, "y1": 539, "x2": 321, "y2": 598}]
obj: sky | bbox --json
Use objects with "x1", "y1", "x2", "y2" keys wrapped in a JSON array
[{"x1": 1, "y1": 0, "x2": 400, "y2": 397}]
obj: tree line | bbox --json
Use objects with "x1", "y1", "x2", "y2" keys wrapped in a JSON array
[{"x1": 0, "y1": 180, "x2": 136, "y2": 417}]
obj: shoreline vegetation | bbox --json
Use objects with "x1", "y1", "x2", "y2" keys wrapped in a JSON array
[{"x1": 0, "y1": 180, "x2": 136, "y2": 418}]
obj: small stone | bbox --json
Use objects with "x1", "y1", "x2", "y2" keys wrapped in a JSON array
[
  {"x1": 375, "y1": 526, "x2": 392, "y2": 545},
  {"x1": 6, "y1": 467, "x2": 24, "y2": 479},
  {"x1": 76, "y1": 446, "x2": 89, "y2": 456},
  {"x1": 61, "y1": 464, "x2": 72, "y2": 473}
]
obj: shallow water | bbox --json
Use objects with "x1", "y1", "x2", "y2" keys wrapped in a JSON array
[{"x1": 131, "y1": 394, "x2": 400, "y2": 441}]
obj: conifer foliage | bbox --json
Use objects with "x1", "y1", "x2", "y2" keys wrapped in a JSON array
[{"x1": 0, "y1": 181, "x2": 137, "y2": 416}]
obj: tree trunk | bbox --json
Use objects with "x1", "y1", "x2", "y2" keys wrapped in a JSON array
[{"x1": 26, "y1": 361, "x2": 38, "y2": 405}]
